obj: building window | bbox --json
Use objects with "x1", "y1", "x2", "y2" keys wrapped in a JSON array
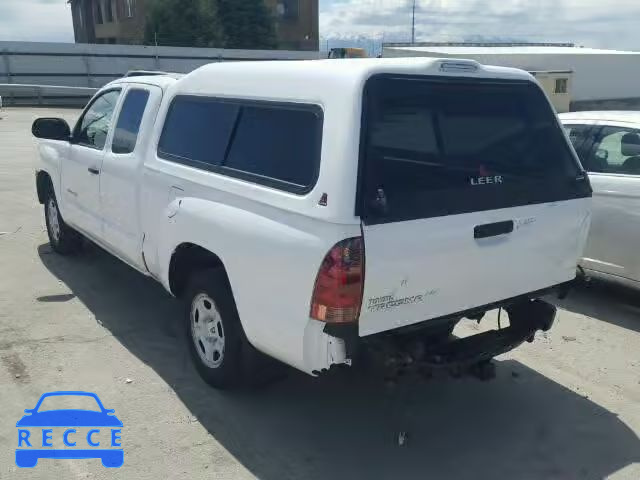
[
  {"x1": 104, "y1": 0, "x2": 114, "y2": 22},
  {"x1": 111, "y1": 0, "x2": 118, "y2": 22},
  {"x1": 125, "y1": 0, "x2": 135, "y2": 18},
  {"x1": 76, "y1": 4, "x2": 84, "y2": 29},
  {"x1": 95, "y1": 0, "x2": 104, "y2": 24},
  {"x1": 276, "y1": 0, "x2": 299, "y2": 20},
  {"x1": 555, "y1": 78, "x2": 568, "y2": 94}
]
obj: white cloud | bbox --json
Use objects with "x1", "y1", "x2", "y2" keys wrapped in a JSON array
[
  {"x1": 0, "y1": 0, "x2": 74, "y2": 43},
  {"x1": 320, "y1": 0, "x2": 640, "y2": 50},
  {"x1": 0, "y1": 0, "x2": 639, "y2": 52}
]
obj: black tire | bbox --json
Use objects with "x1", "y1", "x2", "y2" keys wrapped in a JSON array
[
  {"x1": 44, "y1": 186, "x2": 83, "y2": 255},
  {"x1": 184, "y1": 268, "x2": 272, "y2": 389}
]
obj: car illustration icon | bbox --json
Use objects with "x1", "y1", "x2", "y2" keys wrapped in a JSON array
[{"x1": 16, "y1": 391, "x2": 123, "y2": 468}]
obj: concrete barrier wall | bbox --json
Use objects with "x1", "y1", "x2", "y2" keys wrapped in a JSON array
[
  {"x1": 0, "y1": 41, "x2": 320, "y2": 89},
  {"x1": 0, "y1": 84, "x2": 97, "y2": 107}
]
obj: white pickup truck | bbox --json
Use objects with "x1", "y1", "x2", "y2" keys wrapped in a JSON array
[{"x1": 33, "y1": 58, "x2": 592, "y2": 388}]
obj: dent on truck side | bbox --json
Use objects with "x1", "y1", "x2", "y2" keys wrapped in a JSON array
[{"x1": 154, "y1": 194, "x2": 360, "y2": 372}]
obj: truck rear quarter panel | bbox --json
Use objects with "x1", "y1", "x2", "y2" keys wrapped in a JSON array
[{"x1": 142, "y1": 161, "x2": 361, "y2": 371}]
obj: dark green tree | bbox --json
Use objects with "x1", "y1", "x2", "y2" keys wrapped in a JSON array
[
  {"x1": 145, "y1": 0, "x2": 225, "y2": 48},
  {"x1": 217, "y1": 0, "x2": 277, "y2": 50}
]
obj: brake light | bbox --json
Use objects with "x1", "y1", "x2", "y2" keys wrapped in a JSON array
[
  {"x1": 439, "y1": 60, "x2": 479, "y2": 73},
  {"x1": 310, "y1": 237, "x2": 364, "y2": 324}
]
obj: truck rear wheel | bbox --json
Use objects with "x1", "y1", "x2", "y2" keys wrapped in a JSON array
[
  {"x1": 184, "y1": 268, "x2": 272, "y2": 389},
  {"x1": 44, "y1": 188, "x2": 83, "y2": 255}
]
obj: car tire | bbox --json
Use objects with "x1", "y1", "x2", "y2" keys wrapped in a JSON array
[
  {"x1": 184, "y1": 268, "x2": 272, "y2": 389},
  {"x1": 44, "y1": 186, "x2": 83, "y2": 255}
]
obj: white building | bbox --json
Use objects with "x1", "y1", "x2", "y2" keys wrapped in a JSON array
[{"x1": 383, "y1": 43, "x2": 640, "y2": 112}]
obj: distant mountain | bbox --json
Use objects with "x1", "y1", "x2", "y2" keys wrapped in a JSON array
[{"x1": 321, "y1": 34, "x2": 532, "y2": 57}]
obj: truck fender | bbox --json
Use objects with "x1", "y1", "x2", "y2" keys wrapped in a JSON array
[{"x1": 154, "y1": 196, "x2": 332, "y2": 367}]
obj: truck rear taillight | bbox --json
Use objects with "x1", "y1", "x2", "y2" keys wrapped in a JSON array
[{"x1": 310, "y1": 237, "x2": 364, "y2": 324}]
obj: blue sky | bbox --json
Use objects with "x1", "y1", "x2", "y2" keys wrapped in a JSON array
[{"x1": 0, "y1": 0, "x2": 639, "y2": 50}]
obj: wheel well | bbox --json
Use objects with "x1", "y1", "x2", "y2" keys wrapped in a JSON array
[
  {"x1": 36, "y1": 171, "x2": 52, "y2": 204},
  {"x1": 169, "y1": 243, "x2": 226, "y2": 297}
]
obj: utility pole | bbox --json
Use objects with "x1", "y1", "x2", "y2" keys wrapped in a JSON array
[
  {"x1": 154, "y1": 31, "x2": 159, "y2": 67},
  {"x1": 411, "y1": 0, "x2": 416, "y2": 44}
]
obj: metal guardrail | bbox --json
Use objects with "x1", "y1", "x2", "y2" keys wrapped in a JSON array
[
  {"x1": 0, "y1": 41, "x2": 320, "y2": 93},
  {"x1": 0, "y1": 41, "x2": 321, "y2": 108},
  {"x1": 0, "y1": 84, "x2": 97, "y2": 107}
]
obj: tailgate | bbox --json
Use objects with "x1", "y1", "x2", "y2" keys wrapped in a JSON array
[
  {"x1": 359, "y1": 200, "x2": 590, "y2": 336},
  {"x1": 356, "y1": 74, "x2": 591, "y2": 336}
]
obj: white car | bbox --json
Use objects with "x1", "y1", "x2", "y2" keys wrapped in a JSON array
[
  {"x1": 32, "y1": 58, "x2": 591, "y2": 388},
  {"x1": 560, "y1": 111, "x2": 640, "y2": 289}
]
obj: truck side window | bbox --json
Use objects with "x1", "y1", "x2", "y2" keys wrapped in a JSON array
[
  {"x1": 223, "y1": 105, "x2": 321, "y2": 191},
  {"x1": 158, "y1": 96, "x2": 322, "y2": 194},
  {"x1": 112, "y1": 89, "x2": 150, "y2": 154},
  {"x1": 74, "y1": 89, "x2": 121, "y2": 150},
  {"x1": 563, "y1": 124, "x2": 597, "y2": 168},
  {"x1": 158, "y1": 97, "x2": 239, "y2": 167}
]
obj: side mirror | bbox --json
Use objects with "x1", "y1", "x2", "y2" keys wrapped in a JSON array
[
  {"x1": 23, "y1": 409, "x2": 33, "y2": 414},
  {"x1": 32, "y1": 118, "x2": 71, "y2": 141}
]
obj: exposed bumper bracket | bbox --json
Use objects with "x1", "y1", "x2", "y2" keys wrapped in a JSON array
[
  {"x1": 419, "y1": 299, "x2": 557, "y2": 368},
  {"x1": 360, "y1": 299, "x2": 558, "y2": 382}
]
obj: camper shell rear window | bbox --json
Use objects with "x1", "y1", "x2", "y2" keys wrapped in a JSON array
[{"x1": 358, "y1": 74, "x2": 591, "y2": 224}]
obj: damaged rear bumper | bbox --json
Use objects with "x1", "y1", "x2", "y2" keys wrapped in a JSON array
[
  {"x1": 303, "y1": 319, "x2": 353, "y2": 375},
  {"x1": 406, "y1": 298, "x2": 557, "y2": 369},
  {"x1": 304, "y1": 281, "x2": 569, "y2": 376}
]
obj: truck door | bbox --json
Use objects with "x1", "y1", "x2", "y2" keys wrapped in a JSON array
[
  {"x1": 62, "y1": 89, "x2": 122, "y2": 238},
  {"x1": 577, "y1": 124, "x2": 640, "y2": 283},
  {"x1": 99, "y1": 84, "x2": 162, "y2": 269}
]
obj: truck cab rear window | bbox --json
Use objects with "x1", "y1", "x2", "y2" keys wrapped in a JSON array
[
  {"x1": 158, "y1": 96, "x2": 322, "y2": 194},
  {"x1": 360, "y1": 75, "x2": 590, "y2": 223},
  {"x1": 112, "y1": 89, "x2": 150, "y2": 154}
]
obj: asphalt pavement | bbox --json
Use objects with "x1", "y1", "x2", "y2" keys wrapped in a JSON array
[{"x1": 1, "y1": 108, "x2": 639, "y2": 480}]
